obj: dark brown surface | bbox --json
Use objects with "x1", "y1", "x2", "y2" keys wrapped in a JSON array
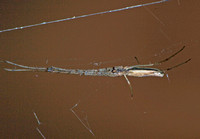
[{"x1": 0, "y1": 0, "x2": 200, "y2": 138}]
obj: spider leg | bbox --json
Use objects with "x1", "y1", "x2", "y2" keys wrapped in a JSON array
[
  {"x1": 129, "y1": 46, "x2": 186, "y2": 69},
  {"x1": 164, "y1": 58, "x2": 191, "y2": 71},
  {"x1": 1, "y1": 60, "x2": 46, "y2": 71},
  {"x1": 124, "y1": 74, "x2": 133, "y2": 99},
  {"x1": 156, "y1": 46, "x2": 186, "y2": 65},
  {"x1": 134, "y1": 57, "x2": 140, "y2": 64}
]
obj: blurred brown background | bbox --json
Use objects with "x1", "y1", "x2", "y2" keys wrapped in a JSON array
[{"x1": 0, "y1": 0, "x2": 200, "y2": 138}]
